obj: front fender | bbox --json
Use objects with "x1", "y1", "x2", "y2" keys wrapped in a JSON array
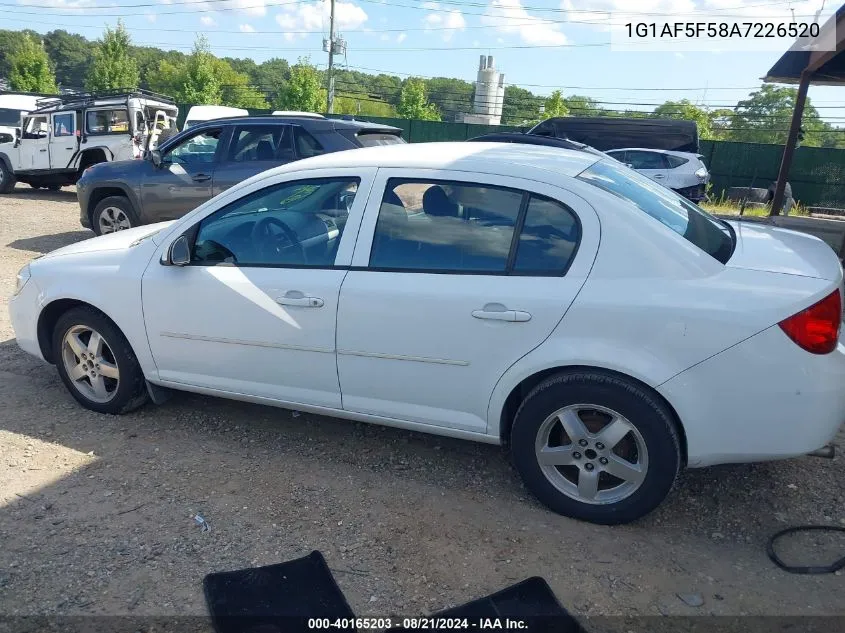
[{"x1": 32, "y1": 242, "x2": 160, "y2": 379}]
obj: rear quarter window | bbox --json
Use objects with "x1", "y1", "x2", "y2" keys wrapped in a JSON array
[
  {"x1": 355, "y1": 132, "x2": 405, "y2": 147},
  {"x1": 665, "y1": 155, "x2": 689, "y2": 168}
]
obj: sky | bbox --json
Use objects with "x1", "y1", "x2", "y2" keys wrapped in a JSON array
[{"x1": 5, "y1": 0, "x2": 845, "y2": 123}]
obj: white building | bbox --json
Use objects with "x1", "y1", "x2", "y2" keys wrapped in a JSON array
[{"x1": 459, "y1": 55, "x2": 505, "y2": 126}]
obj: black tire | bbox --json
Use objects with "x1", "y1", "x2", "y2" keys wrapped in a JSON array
[
  {"x1": 47, "y1": 184, "x2": 62, "y2": 192},
  {"x1": 52, "y1": 306, "x2": 149, "y2": 415},
  {"x1": 509, "y1": 370, "x2": 681, "y2": 525},
  {"x1": 0, "y1": 161, "x2": 16, "y2": 194},
  {"x1": 91, "y1": 195, "x2": 138, "y2": 236},
  {"x1": 30, "y1": 183, "x2": 43, "y2": 190}
]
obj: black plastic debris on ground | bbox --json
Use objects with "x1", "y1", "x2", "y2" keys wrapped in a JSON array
[
  {"x1": 205, "y1": 552, "x2": 585, "y2": 633},
  {"x1": 390, "y1": 577, "x2": 585, "y2": 633},
  {"x1": 203, "y1": 550, "x2": 355, "y2": 633}
]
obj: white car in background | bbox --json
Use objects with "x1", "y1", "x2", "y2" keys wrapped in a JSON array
[
  {"x1": 0, "y1": 93, "x2": 40, "y2": 144},
  {"x1": 605, "y1": 148, "x2": 710, "y2": 202},
  {"x1": 183, "y1": 105, "x2": 248, "y2": 131},
  {"x1": 10, "y1": 142, "x2": 845, "y2": 525}
]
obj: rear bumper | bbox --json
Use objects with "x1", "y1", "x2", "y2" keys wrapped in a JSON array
[
  {"x1": 658, "y1": 324, "x2": 845, "y2": 467},
  {"x1": 674, "y1": 183, "x2": 706, "y2": 201}
]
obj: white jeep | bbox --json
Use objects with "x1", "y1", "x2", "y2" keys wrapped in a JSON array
[{"x1": 0, "y1": 89, "x2": 178, "y2": 193}]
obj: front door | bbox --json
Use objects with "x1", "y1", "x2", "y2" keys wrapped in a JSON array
[
  {"x1": 19, "y1": 115, "x2": 50, "y2": 170},
  {"x1": 50, "y1": 112, "x2": 78, "y2": 170},
  {"x1": 140, "y1": 127, "x2": 224, "y2": 222},
  {"x1": 212, "y1": 124, "x2": 296, "y2": 196},
  {"x1": 142, "y1": 168, "x2": 374, "y2": 408},
  {"x1": 335, "y1": 169, "x2": 600, "y2": 433}
]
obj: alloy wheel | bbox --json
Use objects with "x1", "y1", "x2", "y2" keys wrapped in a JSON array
[
  {"x1": 61, "y1": 325, "x2": 120, "y2": 403},
  {"x1": 534, "y1": 404, "x2": 648, "y2": 505},
  {"x1": 98, "y1": 206, "x2": 131, "y2": 233}
]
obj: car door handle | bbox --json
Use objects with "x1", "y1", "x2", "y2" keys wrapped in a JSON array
[
  {"x1": 276, "y1": 291, "x2": 324, "y2": 308},
  {"x1": 39, "y1": 149, "x2": 47, "y2": 152},
  {"x1": 472, "y1": 304, "x2": 531, "y2": 322},
  {"x1": 652, "y1": 174, "x2": 666, "y2": 179},
  {"x1": 192, "y1": 174, "x2": 211, "y2": 182}
]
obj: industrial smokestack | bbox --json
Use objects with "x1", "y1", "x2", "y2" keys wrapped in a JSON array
[
  {"x1": 479, "y1": 55, "x2": 486, "y2": 70},
  {"x1": 487, "y1": 55, "x2": 494, "y2": 69}
]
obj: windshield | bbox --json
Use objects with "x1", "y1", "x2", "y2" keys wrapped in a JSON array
[
  {"x1": 356, "y1": 132, "x2": 405, "y2": 147},
  {"x1": 578, "y1": 159, "x2": 734, "y2": 264},
  {"x1": 0, "y1": 108, "x2": 21, "y2": 127}
]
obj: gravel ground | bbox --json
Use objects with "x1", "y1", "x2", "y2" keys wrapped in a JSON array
[{"x1": 1, "y1": 185, "x2": 844, "y2": 627}]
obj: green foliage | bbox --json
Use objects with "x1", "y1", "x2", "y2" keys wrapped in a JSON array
[
  {"x1": 86, "y1": 21, "x2": 139, "y2": 92},
  {"x1": 653, "y1": 99, "x2": 712, "y2": 139},
  {"x1": 541, "y1": 90, "x2": 568, "y2": 119},
  {"x1": 562, "y1": 94, "x2": 602, "y2": 117},
  {"x1": 333, "y1": 94, "x2": 396, "y2": 117},
  {"x1": 502, "y1": 85, "x2": 540, "y2": 125},
  {"x1": 397, "y1": 77, "x2": 440, "y2": 121},
  {"x1": 254, "y1": 58, "x2": 291, "y2": 107},
  {"x1": 275, "y1": 57, "x2": 323, "y2": 112},
  {"x1": 215, "y1": 58, "x2": 268, "y2": 109},
  {"x1": 426, "y1": 76, "x2": 473, "y2": 118},
  {"x1": 181, "y1": 35, "x2": 222, "y2": 105},
  {"x1": 9, "y1": 33, "x2": 56, "y2": 93},
  {"x1": 44, "y1": 30, "x2": 92, "y2": 89}
]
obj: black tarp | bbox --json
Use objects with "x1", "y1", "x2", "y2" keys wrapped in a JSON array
[{"x1": 528, "y1": 117, "x2": 699, "y2": 153}]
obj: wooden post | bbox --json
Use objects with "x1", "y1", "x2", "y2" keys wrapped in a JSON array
[{"x1": 771, "y1": 70, "x2": 811, "y2": 216}]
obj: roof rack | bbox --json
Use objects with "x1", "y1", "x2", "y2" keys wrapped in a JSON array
[{"x1": 33, "y1": 88, "x2": 177, "y2": 111}]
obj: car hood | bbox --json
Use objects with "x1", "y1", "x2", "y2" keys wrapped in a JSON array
[
  {"x1": 39, "y1": 222, "x2": 175, "y2": 261},
  {"x1": 725, "y1": 220, "x2": 843, "y2": 281}
]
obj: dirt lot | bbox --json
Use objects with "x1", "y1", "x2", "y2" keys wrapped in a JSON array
[{"x1": 1, "y1": 184, "x2": 844, "y2": 627}]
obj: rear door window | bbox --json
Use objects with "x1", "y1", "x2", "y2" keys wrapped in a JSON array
[
  {"x1": 228, "y1": 125, "x2": 295, "y2": 162},
  {"x1": 664, "y1": 155, "x2": 689, "y2": 168},
  {"x1": 86, "y1": 109, "x2": 130, "y2": 135},
  {"x1": 626, "y1": 150, "x2": 667, "y2": 170}
]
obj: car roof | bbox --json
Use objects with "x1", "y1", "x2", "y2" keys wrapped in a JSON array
[
  {"x1": 268, "y1": 141, "x2": 601, "y2": 180},
  {"x1": 186, "y1": 105, "x2": 248, "y2": 119},
  {"x1": 181, "y1": 115, "x2": 402, "y2": 133}
]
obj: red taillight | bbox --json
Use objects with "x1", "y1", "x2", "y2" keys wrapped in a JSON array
[{"x1": 779, "y1": 290, "x2": 842, "y2": 354}]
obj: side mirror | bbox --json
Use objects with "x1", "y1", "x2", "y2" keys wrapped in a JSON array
[
  {"x1": 163, "y1": 234, "x2": 191, "y2": 266},
  {"x1": 150, "y1": 149, "x2": 162, "y2": 168}
]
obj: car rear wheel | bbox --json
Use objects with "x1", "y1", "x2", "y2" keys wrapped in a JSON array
[
  {"x1": 47, "y1": 184, "x2": 62, "y2": 192},
  {"x1": 510, "y1": 370, "x2": 681, "y2": 525},
  {"x1": 92, "y1": 196, "x2": 137, "y2": 235},
  {"x1": 52, "y1": 306, "x2": 149, "y2": 415},
  {"x1": 0, "y1": 161, "x2": 15, "y2": 194}
]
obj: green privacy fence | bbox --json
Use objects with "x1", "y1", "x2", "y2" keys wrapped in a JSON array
[{"x1": 177, "y1": 105, "x2": 845, "y2": 208}]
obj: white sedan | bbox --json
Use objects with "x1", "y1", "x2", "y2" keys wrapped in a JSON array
[{"x1": 10, "y1": 142, "x2": 845, "y2": 525}]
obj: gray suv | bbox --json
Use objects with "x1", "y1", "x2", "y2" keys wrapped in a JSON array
[{"x1": 77, "y1": 115, "x2": 404, "y2": 234}]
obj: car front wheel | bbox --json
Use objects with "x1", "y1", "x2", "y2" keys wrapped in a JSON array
[
  {"x1": 510, "y1": 371, "x2": 681, "y2": 525},
  {"x1": 52, "y1": 306, "x2": 149, "y2": 414},
  {"x1": 92, "y1": 196, "x2": 137, "y2": 235}
]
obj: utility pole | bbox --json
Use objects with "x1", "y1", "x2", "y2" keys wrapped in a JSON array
[{"x1": 326, "y1": 0, "x2": 336, "y2": 114}]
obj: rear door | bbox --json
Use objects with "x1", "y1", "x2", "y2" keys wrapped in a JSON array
[
  {"x1": 50, "y1": 112, "x2": 78, "y2": 170},
  {"x1": 211, "y1": 124, "x2": 296, "y2": 196},
  {"x1": 626, "y1": 150, "x2": 669, "y2": 184},
  {"x1": 140, "y1": 126, "x2": 224, "y2": 221},
  {"x1": 335, "y1": 169, "x2": 600, "y2": 433},
  {"x1": 662, "y1": 153, "x2": 692, "y2": 190}
]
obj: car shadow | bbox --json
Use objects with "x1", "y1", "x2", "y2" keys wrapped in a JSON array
[
  {"x1": 7, "y1": 230, "x2": 93, "y2": 254},
  {"x1": 6, "y1": 185, "x2": 77, "y2": 202}
]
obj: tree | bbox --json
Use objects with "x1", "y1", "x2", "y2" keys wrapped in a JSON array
[
  {"x1": 502, "y1": 85, "x2": 539, "y2": 125},
  {"x1": 8, "y1": 33, "x2": 56, "y2": 93},
  {"x1": 333, "y1": 94, "x2": 396, "y2": 117},
  {"x1": 653, "y1": 99, "x2": 712, "y2": 139},
  {"x1": 215, "y1": 58, "x2": 268, "y2": 109},
  {"x1": 181, "y1": 35, "x2": 222, "y2": 105},
  {"x1": 87, "y1": 21, "x2": 139, "y2": 91},
  {"x1": 563, "y1": 94, "x2": 602, "y2": 117},
  {"x1": 541, "y1": 90, "x2": 568, "y2": 119},
  {"x1": 275, "y1": 57, "x2": 323, "y2": 112},
  {"x1": 43, "y1": 30, "x2": 92, "y2": 89},
  {"x1": 728, "y1": 84, "x2": 834, "y2": 146},
  {"x1": 254, "y1": 58, "x2": 291, "y2": 107},
  {"x1": 397, "y1": 77, "x2": 440, "y2": 121},
  {"x1": 425, "y1": 76, "x2": 474, "y2": 119}
]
